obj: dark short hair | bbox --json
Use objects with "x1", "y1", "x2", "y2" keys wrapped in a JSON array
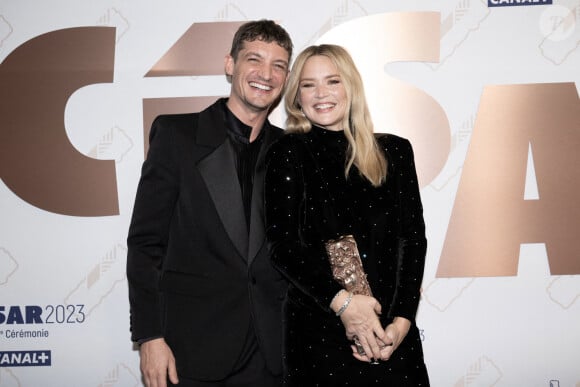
[{"x1": 230, "y1": 19, "x2": 293, "y2": 62}]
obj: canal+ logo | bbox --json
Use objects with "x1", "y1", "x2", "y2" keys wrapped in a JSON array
[
  {"x1": 0, "y1": 350, "x2": 51, "y2": 367},
  {"x1": 488, "y1": 0, "x2": 552, "y2": 7}
]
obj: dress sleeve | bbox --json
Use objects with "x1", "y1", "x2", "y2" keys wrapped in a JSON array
[
  {"x1": 264, "y1": 137, "x2": 343, "y2": 311},
  {"x1": 126, "y1": 116, "x2": 180, "y2": 342},
  {"x1": 386, "y1": 137, "x2": 427, "y2": 321}
]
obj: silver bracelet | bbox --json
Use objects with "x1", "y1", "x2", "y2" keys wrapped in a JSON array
[
  {"x1": 335, "y1": 292, "x2": 353, "y2": 317},
  {"x1": 329, "y1": 289, "x2": 346, "y2": 308}
]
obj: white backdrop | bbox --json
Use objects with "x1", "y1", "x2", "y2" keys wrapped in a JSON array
[{"x1": 1, "y1": 1, "x2": 579, "y2": 386}]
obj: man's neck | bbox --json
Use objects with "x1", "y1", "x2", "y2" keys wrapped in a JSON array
[{"x1": 226, "y1": 99, "x2": 268, "y2": 142}]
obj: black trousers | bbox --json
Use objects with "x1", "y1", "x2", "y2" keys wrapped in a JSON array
[{"x1": 169, "y1": 348, "x2": 281, "y2": 387}]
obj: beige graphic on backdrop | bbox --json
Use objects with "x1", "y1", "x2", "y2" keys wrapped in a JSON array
[
  {"x1": 547, "y1": 276, "x2": 580, "y2": 308},
  {"x1": 215, "y1": 3, "x2": 248, "y2": 21},
  {"x1": 305, "y1": 0, "x2": 368, "y2": 45},
  {"x1": 438, "y1": 82, "x2": 580, "y2": 277},
  {"x1": 539, "y1": 2, "x2": 580, "y2": 64},
  {"x1": 330, "y1": 0, "x2": 367, "y2": 30},
  {"x1": 429, "y1": 0, "x2": 491, "y2": 70},
  {"x1": 317, "y1": 12, "x2": 450, "y2": 189},
  {"x1": 430, "y1": 114, "x2": 476, "y2": 193},
  {"x1": 0, "y1": 27, "x2": 119, "y2": 216},
  {"x1": 97, "y1": 7, "x2": 130, "y2": 43},
  {"x1": 0, "y1": 247, "x2": 18, "y2": 285},
  {"x1": 454, "y1": 356, "x2": 503, "y2": 387},
  {"x1": 97, "y1": 363, "x2": 140, "y2": 387},
  {"x1": 0, "y1": 368, "x2": 19, "y2": 387},
  {"x1": 0, "y1": 15, "x2": 13, "y2": 48},
  {"x1": 422, "y1": 278, "x2": 475, "y2": 312},
  {"x1": 63, "y1": 243, "x2": 126, "y2": 317},
  {"x1": 88, "y1": 126, "x2": 134, "y2": 164}
]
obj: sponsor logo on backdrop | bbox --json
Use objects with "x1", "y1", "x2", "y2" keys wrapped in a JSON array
[
  {"x1": 488, "y1": 0, "x2": 552, "y2": 6},
  {"x1": 0, "y1": 304, "x2": 86, "y2": 339},
  {"x1": 0, "y1": 305, "x2": 86, "y2": 325},
  {"x1": 0, "y1": 350, "x2": 51, "y2": 367},
  {"x1": 0, "y1": 305, "x2": 85, "y2": 368}
]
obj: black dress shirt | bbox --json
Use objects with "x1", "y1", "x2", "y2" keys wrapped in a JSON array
[{"x1": 222, "y1": 101, "x2": 264, "y2": 230}]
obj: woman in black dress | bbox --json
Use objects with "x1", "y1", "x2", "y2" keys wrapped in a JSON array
[{"x1": 264, "y1": 44, "x2": 429, "y2": 386}]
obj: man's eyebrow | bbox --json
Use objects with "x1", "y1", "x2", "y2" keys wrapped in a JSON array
[
  {"x1": 242, "y1": 50, "x2": 263, "y2": 58},
  {"x1": 242, "y1": 51, "x2": 288, "y2": 66}
]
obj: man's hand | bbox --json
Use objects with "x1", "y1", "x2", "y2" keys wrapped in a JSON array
[{"x1": 139, "y1": 338, "x2": 178, "y2": 387}]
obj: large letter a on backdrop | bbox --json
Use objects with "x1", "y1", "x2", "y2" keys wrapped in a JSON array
[
  {"x1": 437, "y1": 83, "x2": 580, "y2": 277},
  {"x1": 0, "y1": 27, "x2": 118, "y2": 216}
]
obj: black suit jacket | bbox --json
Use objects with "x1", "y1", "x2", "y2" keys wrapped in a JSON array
[{"x1": 127, "y1": 99, "x2": 286, "y2": 380}]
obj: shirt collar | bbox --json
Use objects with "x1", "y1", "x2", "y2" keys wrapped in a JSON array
[{"x1": 222, "y1": 99, "x2": 266, "y2": 144}]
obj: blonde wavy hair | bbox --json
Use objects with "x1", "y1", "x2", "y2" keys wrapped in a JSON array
[{"x1": 284, "y1": 44, "x2": 387, "y2": 186}]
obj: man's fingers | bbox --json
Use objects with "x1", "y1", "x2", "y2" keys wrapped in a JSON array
[{"x1": 168, "y1": 359, "x2": 179, "y2": 384}]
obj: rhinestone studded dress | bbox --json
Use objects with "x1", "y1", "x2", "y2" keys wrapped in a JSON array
[{"x1": 264, "y1": 125, "x2": 429, "y2": 386}]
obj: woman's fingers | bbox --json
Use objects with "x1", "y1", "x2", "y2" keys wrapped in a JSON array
[{"x1": 341, "y1": 295, "x2": 390, "y2": 362}]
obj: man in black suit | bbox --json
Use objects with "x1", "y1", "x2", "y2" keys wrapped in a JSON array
[{"x1": 126, "y1": 20, "x2": 293, "y2": 387}]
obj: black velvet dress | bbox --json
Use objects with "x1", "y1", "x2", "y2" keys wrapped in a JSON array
[{"x1": 264, "y1": 125, "x2": 429, "y2": 386}]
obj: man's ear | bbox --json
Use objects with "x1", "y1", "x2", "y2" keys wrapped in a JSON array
[{"x1": 224, "y1": 54, "x2": 234, "y2": 77}]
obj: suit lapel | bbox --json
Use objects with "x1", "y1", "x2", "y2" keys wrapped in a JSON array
[{"x1": 196, "y1": 101, "x2": 248, "y2": 261}]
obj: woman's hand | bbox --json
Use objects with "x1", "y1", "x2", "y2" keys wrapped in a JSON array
[
  {"x1": 350, "y1": 316, "x2": 411, "y2": 363},
  {"x1": 380, "y1": 317, "x2": 411, "y2": 360},
  {"x1": 331, "y1": 291, "x2": 387, "y2": 362}
]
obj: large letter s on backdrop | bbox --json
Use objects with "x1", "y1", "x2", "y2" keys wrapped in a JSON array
[
  {"x1": 0, "y1": 27, "x2": 118, "y2": 216},
  {"x1": 316, "y1": 12, "x2": 450, "y2": 188}
]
